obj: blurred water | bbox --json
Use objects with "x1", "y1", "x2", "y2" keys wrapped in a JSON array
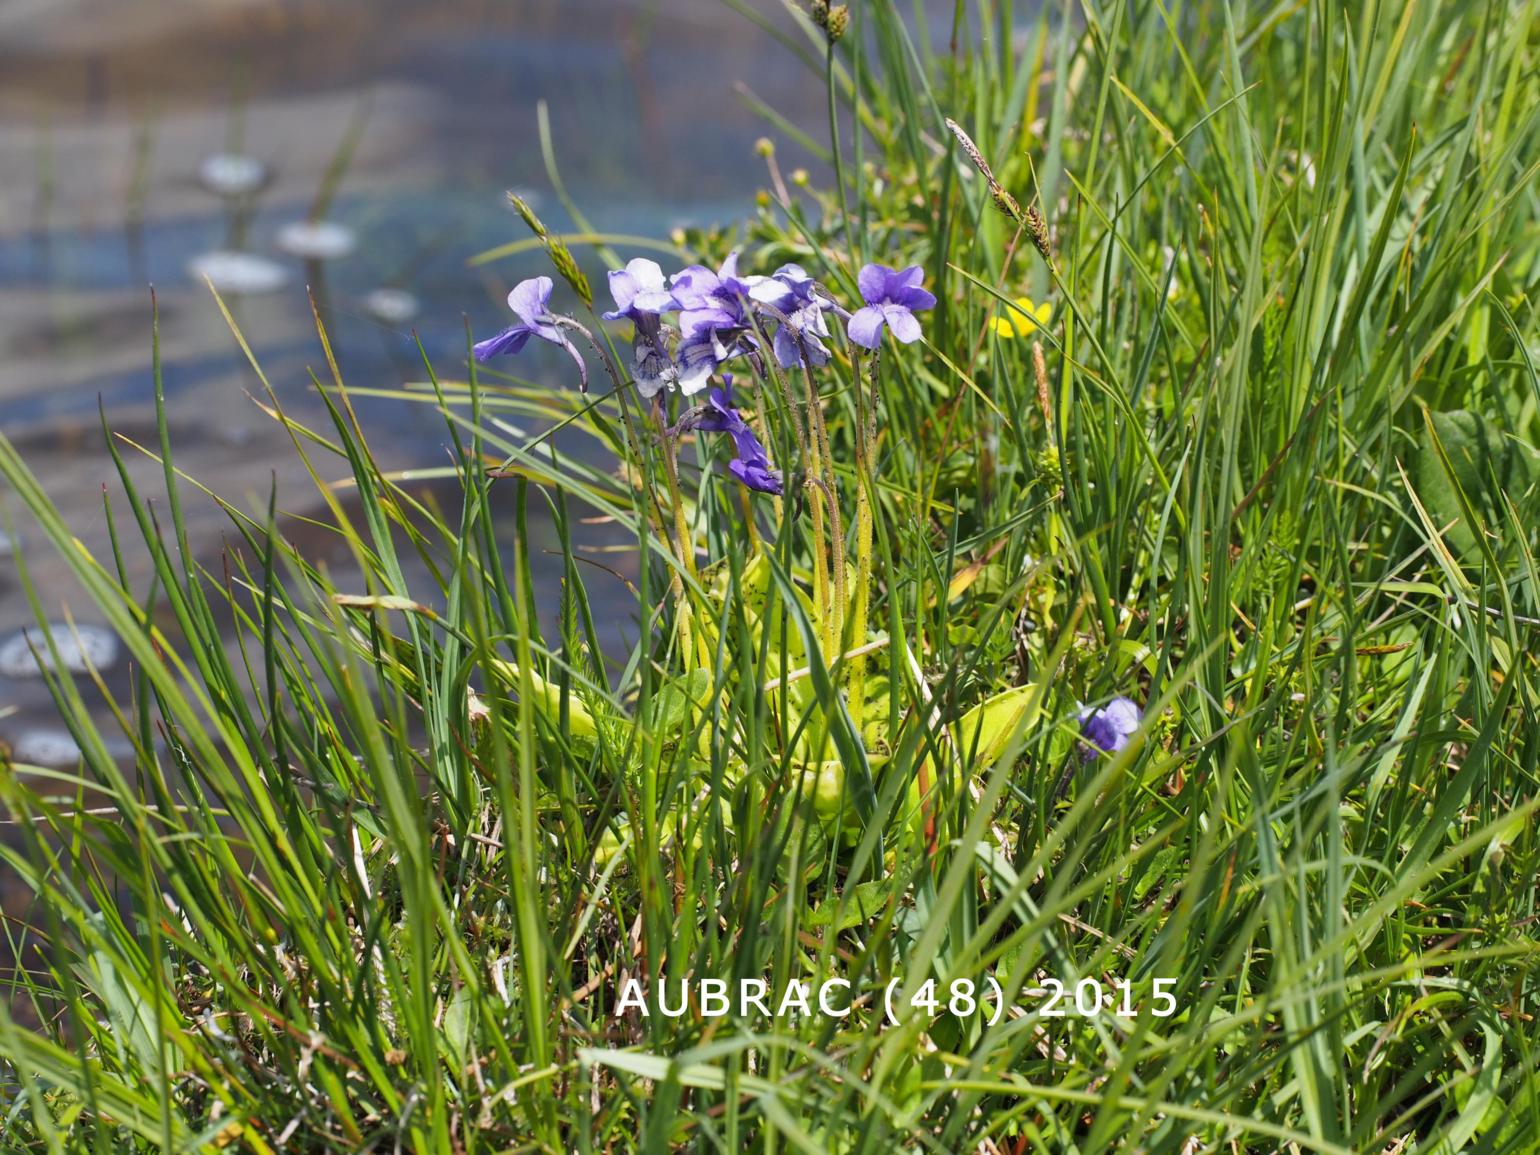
[{"x1": 0, "y1": 0, "x2": 832, "y2": 753}]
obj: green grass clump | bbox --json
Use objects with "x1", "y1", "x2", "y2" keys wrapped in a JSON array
[{"x1": 4, "y1": 0, "x2": 1540, "y2": 1150}]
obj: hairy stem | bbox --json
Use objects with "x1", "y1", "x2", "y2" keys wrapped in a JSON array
[{"x1": 848, "y1": 348, "x2": 878, "y2": 737}]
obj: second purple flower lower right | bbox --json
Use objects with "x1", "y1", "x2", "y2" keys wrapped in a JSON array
[{"x1": 1077, "y1": 696, "x2": 1143, "y2": 762}]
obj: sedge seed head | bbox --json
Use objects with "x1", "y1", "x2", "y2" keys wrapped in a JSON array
[{"x1": 507, "y1": 191, "x2": 548, "y2": 240}]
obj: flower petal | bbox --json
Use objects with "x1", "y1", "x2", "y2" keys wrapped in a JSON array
[
  {"x1": 857, "y1": 263, "x2": 893, "y2": 306},
  {"x1": 632, "y1": 287, "x2": 677, "y2": 313},
  {"x1": 1103, "y1": 697, "x2": 1142, "y2": 736},
  {"x1": 748, "y1": 275, "x2": 795, "y2": 309},
  {"x1": 675, "y1": 350, "x2": 715, "y2": 395},
  {"x1": 527, "y1": 318, "x2": 568, "y2": 345},
  {"x1": 774, "y1": 263, "x2": 812, "y2": 287},
  {"x1": 631, "y1": 348, "x2": 673, "y2": 398},
  {"x1": 891, "y1": 282, "x2": 937, "y2": 311},
  {"x1": 559, "y1": 337, "x2": 588, "y2": 390},
  {"x1": 602, "y1": 269, "x2": 639, "y2": 320},
  {"x1": 607, "y1": 260, "x2": 677, "y2": 319},
  {"x1": 772, "y1": 326, "x2": 803, "y2": 369},
  {"x1": 716, "y1": 251, "x2": 752, "y2": 296},
  {"x1": 1077, "y1": 696, "x2": 1143, "y2": 761},
  {"x1": 627, "y1": 260, "x2": 676, "y2": 312},
  {"x1": 473, "y1": 324, "x2": 532, "y2": 362},
  {"x1": 626, "y1": 258, "x2": 666, "y2": 293},
  {"x1": 882, "y1": 303, "x2": 923, "y2": 344},
  {"x1": 506, "y1": 276, "x2": 554, "y2": 325},
  {"x1": 847, "y1": 306, "x2": 887, "y2": 348},
  {"x1": 670, "y1": 265, "x2": 720, "y2": 311},
  {"x1": 730, "y1": 457, "x2": 783, "y2": 494},
  {"x1": 998, "y1": 296, "x2": 1050, "y2": 336}
]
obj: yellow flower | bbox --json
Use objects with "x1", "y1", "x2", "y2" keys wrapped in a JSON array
[{"x1": 990, "y1": 296, "x2": 1052, "y2": 338}]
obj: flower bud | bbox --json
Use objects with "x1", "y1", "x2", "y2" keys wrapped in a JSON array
[{"x1": 755, "y1": 136, "x2": 775, "y2": 158}]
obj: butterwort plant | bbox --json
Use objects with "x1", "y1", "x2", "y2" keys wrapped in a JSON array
[{"x1": 472, "y1": 223, "x2": 940, "y2": 800}]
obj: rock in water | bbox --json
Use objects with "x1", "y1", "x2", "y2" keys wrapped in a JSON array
[
  {"x1": 276, "y1": 220, "x2": 357, "y2": 260},
  {"x1": 187, "y1": 250, "x2": 289, "y2": 294},
  {"x1": 363, "y1": 287, "x2": 420, "y2": 325},
  {"x1": 197, "y1": 153, "x2": 269, "y2": 197},
  {"x1": 9, "y1": 728, "x2": 83, "y2": 767},
  {"x1": 0, "y1": 622, "x2": 120, "y2": 678}
]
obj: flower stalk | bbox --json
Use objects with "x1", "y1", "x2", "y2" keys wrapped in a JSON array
[
  {"x1": 800, "y1": 361, "x2": 845, "y2": 663},
  {"x1": 847, "y1": 348, "x2": 879, "y2": 736},
  {"x1": 658, "y1": 424, "x2": 706, "y2": 672}
]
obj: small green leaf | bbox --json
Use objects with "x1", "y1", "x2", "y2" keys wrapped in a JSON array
[
  {"x1": 953, "y1": 681, "x2": 1043, "y2": 768},
  {"x1": 645, "y1": 668, "x2": 715, "y2": 739},
  {"x1": 805, "y1": 878, "x2": 896, "y2": 930},
  {"x1": 1413, "y1": 409, "x2": 1509, "y2": 558}
]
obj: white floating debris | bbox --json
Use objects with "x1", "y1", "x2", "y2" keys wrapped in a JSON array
[
  {"x1": 275, "y1": 220, "x2": 357, "y2": 261},
  {"x1": 187, "y1": 250, "x2": 290, "y2": 294},
  {"x1": 9, "y1": 728, "x2": 83, "y2": 768},
  {"x1": 0, "y1": 623, "x2": 120, "y2": 678},
  {"x1": 362, "y1": 287, "x2": 420, "y2": 326},
  {"x1": 198, "y1": 152, "x2": 269, "y2": 197}
]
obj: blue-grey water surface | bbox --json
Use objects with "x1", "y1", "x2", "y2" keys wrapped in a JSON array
[{"x1": 0, "y1": 0, "x2": 836, "y2": 756}]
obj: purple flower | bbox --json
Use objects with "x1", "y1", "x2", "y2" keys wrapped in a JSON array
[
  {"x1": 847, "y1": 263, "x2": 936, "y2": 349},
  {"x1": 674, "y1": 331, "x2": 747, "y2": 392},
  {"x1": 748, "y1": 263, "x2": 835, "y2": 369},
  {"x1": 603, "y1": 258, "x2": 677, "y2": 322},
  {"x1": 671, "y1": 252, "x2": 755, "y2": 318},
  {"x1": 691, "y1": 377, "x2": 782, "y2": 495},
  {"x1": 1078, "y1": 697, "x2": 1142, "y2": 761},
  {"x1": 474, "y1": 276, "x2": 587, "y2": 389},
  {"x1": 672, "y1": 253, "x2": 757, "y2": 378},
  {"x1": 628, "y1": 339, "x2": 670, "y2": 399},
  {"x1": 603, "y1": 258, "x2": 693, "y2": 398}
]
